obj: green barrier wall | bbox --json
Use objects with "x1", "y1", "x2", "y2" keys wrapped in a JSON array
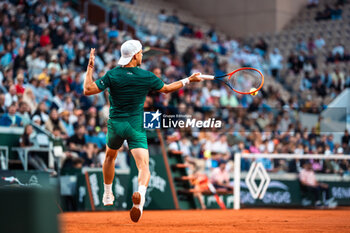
[
  {"x1": 0, "y1": 187, "x2": 59, "y2": 233},
  {"x1": 0, "y1": 170, "x2": 59, "y2": 233},
  {"x1": 72, "y1": 171, "x2": 350, "y2": 210},
  {"x1": 1, "y1": 170, "x2": 349, "y2": 211}
]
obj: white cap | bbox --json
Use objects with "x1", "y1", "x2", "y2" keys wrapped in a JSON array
[
  {"x1": 118, "y1": 40, "x2": 142, "y2": 66},
  {"x1": 32, "y1": 115, "x2": 41, "y2": 122}
]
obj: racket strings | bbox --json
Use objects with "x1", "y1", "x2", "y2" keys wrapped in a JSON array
[{"x1": 229, "y1": 70, "x2": 262, "y2": 93}]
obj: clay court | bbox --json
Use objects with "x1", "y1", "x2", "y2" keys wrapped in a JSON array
[{"x1": 61, "y1": 208, "x2": 350, "y2": 233}]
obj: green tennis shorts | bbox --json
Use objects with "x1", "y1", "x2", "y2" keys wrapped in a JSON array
[{"x1": 106, "y1": 115, "x2": 148, "y2": 150}]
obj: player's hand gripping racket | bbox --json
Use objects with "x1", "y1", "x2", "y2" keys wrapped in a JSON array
[{"x1": 199, "y1": 67, "x2": 264, "y2": 95}]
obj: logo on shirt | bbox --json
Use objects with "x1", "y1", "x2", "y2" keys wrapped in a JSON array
[{"x1": 143, "y1": 110, "x2": 161, "y2": 129}]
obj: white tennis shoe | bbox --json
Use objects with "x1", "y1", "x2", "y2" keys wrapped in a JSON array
[{"x1": 102, "y1": 192, "x2": 115, "y2": 206}]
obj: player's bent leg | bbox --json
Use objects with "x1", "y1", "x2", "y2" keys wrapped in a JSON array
[
  {"x1": 129, "y1": 148, "x2": 150, "y2": 223},
  {"x1": 102, "y1": 145, "x2": 118, "y2": 206}
]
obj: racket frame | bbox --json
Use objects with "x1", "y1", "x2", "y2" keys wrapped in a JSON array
[{"x1": 199, "y1": 67, "x2": 264, "y2": 95}]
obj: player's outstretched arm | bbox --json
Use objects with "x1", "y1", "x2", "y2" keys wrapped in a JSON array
[
  {"x1": 158, "y1": 72, "x2": 202, "y2": 94},
  {"x1": 84, "y1": 48, "x2": 102, "y2": 96}
]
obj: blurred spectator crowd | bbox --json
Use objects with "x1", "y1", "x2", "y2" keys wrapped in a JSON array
[
  {"x1": 0, "y1": 0, "x2": 349, "y2": 175},
  {"x1": 165, "y1": 114, "x2": 350, "y2": 177}
]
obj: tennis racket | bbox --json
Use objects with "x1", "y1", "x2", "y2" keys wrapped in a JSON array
[{"x1": 198, "y1": 67, "x2": 264, "y2": 95}]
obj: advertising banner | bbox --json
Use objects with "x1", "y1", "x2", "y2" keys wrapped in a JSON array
[{"x1": 204, "y1": 179, "x2": 350, "y2": 209}]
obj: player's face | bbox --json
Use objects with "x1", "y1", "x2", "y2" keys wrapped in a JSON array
[{"x1": 135, "y1": 50, "x2": 143, "y2": 66}]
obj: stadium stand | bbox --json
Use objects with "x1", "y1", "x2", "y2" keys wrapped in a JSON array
[{"x1": 247, "y1": 0, "x2": 350, "y2": 105}]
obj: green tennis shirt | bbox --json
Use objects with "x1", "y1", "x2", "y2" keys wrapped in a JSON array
[{"x1": 95, "y1": 66, "x2": 164, "y2": 118}]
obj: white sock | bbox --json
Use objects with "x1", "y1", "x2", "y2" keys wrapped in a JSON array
[
  {"x1": 138, "y1": 185, "x2": 147, "y2": 197},
  {"x1": 138, "y1": 185, "x2": 147, "y2": 211},
  {"x1": 104, "y1": 183, "x2": 112, "y2": 194}
]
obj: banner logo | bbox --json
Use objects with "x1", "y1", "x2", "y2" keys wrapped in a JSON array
[
  {"x1": 2, "y1": 175, "x2": 40, "y2": 187},
  {"x1": 245, "y1": 162, "x2": 270, "y2": 199},
  {"x1": 89, "y1": 173, "x2": 100, "y2": 206}
]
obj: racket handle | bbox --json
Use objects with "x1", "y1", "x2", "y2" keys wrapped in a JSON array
[{"x1": 198, "y1": 74, "x2": 215, "y2": 80}]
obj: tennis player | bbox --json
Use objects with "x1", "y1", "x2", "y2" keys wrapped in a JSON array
[{"x1": 83, "y1": 40, "x2": 201, "y2": 222}]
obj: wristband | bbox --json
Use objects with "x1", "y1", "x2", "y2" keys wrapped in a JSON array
[
  {"x1": 180, "y1": 78, "x2": 190, "y2": 87},
  {"x1": 88, "y1": 64, "x2": 94, "y2": 69}
]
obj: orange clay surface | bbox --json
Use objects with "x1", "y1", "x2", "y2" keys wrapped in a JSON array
[{"x1": 61, "y1": 208, "x2": 350, "y2": 233}]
